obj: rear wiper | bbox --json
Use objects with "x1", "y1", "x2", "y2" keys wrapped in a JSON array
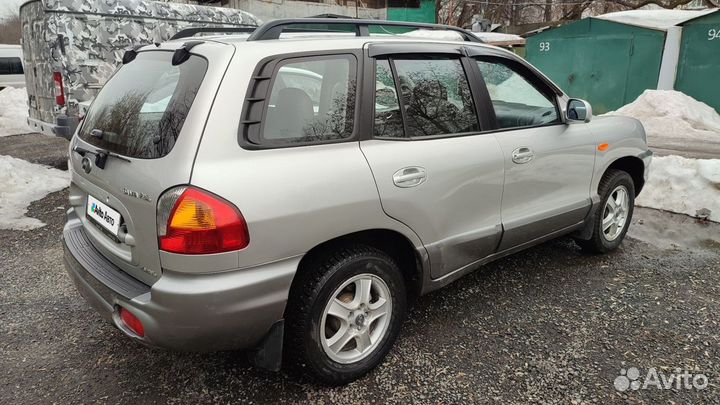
[{"x1": 73, "y1": 145, "x2": 130, "y2": 170}]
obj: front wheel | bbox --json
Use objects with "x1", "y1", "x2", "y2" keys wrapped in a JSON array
[
  {"x1": 576, "y1": 169, "x2": 635, "y2": 253},
  {"x1": 284, "y1": 245, "x2": 406, "y2": 385}
]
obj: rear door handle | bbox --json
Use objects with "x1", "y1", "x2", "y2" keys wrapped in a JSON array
[
  {"x1": 511, "y1": 147, "x2": 534, "y2": 164},
  {"x1": 393, "y1": 167, "x2": 427, "y2": 188}
]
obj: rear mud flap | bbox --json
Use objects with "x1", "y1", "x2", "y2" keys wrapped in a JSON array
[{"x1": 248, "y1": 320, "x2": 284, "y2": 372}]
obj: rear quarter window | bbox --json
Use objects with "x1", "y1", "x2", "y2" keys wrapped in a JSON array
[
  {"x1": 240, "y1": 54, "x2": 358, "y2": 148},
  {"x1": 78, "y1": 51, "x2": 207, "y2": 159}
]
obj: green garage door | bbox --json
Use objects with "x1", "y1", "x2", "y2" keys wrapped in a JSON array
[
  {"x1": 675, "y1": 12, "x2": 720, "y2": 113},
  {"x1": 527, "y1": 19, "x2": 665, "y2": 114}
]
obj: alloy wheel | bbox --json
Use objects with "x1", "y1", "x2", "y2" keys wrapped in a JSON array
[{"x1": 320, "y1": 273, "x2": 392, "y2": 364}]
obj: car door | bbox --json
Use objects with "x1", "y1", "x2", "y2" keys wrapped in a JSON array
[
  {"x1": 471, "y1": 55, "x2": 596, "y2": 251},
  {"x1": 360, "y1": 45, "x2": 505, "y2": 279}
]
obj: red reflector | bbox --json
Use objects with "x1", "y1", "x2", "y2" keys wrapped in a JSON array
[
  {"x1": 159, "y1": 187, "x2": 249, "y2": 255},
  {"x1": 119, "y1": 307, "x2": 145, "y2": 337},
  {"x1": 53, "y1": 71, "x2": 65, "y2": 106}
]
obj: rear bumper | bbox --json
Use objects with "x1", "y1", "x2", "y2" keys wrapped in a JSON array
[
  {"x1": 27, "y1": 115, "x2": 78, "y2": 139},
  {"x1": 63, "y1": 217, "x2": 299, "y2": 352}
]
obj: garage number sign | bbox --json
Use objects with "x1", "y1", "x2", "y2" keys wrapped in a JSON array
[
  {"x1": 709, "y1": 29, "x2": 720, "y2": 41},
  {"x1": 539, "y1": 42, "x2": 551, "y2": 51}
]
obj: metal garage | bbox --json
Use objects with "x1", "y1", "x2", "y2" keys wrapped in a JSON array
[
  {"x1": 525, "y1": 10, "x2": 716, "y2": 114},
  {"x1": 675, "y1": 11, "x2": 720, "y2": 112}
]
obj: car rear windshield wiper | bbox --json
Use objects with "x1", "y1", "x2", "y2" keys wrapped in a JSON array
[{"x1": 73, "y1": 145, "x2": 131, "y2": 170}]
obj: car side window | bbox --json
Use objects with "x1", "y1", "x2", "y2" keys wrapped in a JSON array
[
  {"x1": 0, "y1": 57, "x2": 23, "y2": 75},
  {"x1": 374, "y1": 56, "x2": 479, "y2": 138},
  {"x1": 475, "y1": 58, "x2": 560, "y2": 130},
  {"x1": 374, "y1": 59, "x2": 404, "y2": 138},
  {"x1": 262, "y1": 56, "x2": 356, "y2": 143}
]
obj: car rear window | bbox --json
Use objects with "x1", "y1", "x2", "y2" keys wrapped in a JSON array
[{"x1": 78, "y1": 51, "x2": 207, "y2": 159}]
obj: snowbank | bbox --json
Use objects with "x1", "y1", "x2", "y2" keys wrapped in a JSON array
[
  {"x1": 605, "y1": 90, "x2": 720, "y2": 145},
  {"x1": 596, "y1": 9, "x2": 716, "y2": 31},
  {"x1": 472, "y1": 32, "x2": 525, "y2": 44},
  {"x1": 604, "y1": 90, "x2": 720, "y2": 222},
  {"x1": 0, "y1": 155, "x2": 70, "y2": 230},
  {"x1": 636, "y1": 155, "x2": 720, "y2": 223},
  {"x1": 0, "y1": 87, "x2": 31, "y2": 137},
  {"x1": 399, "y1": 30, "x2": 465, "y2": 41}
]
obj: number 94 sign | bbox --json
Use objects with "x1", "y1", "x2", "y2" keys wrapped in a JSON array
[{"x1": 709, "y1": 29, "x2": 720, "y2": 41}]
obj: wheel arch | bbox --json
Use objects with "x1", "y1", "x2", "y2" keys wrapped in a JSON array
[
  {"x1": 604, "y1": 156, "x2": 645, "y2": 195},
  {"x1": 292, "y1": 229, "x2": 425, "y2": 304}
]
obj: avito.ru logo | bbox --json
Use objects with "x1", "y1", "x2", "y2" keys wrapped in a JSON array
[{"x1": 614, "y1": 367, "x2": 708, "y2": 392}]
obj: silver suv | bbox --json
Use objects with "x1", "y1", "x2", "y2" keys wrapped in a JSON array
[{"x1": 63, "y1": 19, "x2": 652, "y2": 385}]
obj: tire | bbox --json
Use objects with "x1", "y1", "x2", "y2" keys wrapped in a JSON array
[
  {"x1": 576, "y1": 169, "x2": 635, "y2": 253},
  {"x1": 284, "y1": 245, "x2": 407, "y2": 385}
]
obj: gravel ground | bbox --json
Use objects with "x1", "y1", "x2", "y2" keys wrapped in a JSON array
[
  {"x1": 1, "y1": 190, "x2": 719, "y2": 405},
  {"x1": 0, "y1": 133, "x2": 69, "y2": 169}
]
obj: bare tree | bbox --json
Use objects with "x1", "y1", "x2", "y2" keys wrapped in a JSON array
[{"x1": 0, "y1": 10, "x2": 21, "y2": 45}]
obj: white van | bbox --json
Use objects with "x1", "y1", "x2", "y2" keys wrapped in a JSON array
[{"x1": 0, "y1": 45, "x2": 25, "y2": 89}]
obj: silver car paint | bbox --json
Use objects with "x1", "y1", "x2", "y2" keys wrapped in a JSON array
[
  {"x1": 360, "y1": 137, "x2": 504, "y2": 279},
  {"x1": 67, "y1": 40, "x2": 235, "y2": 284},
  {"x1": 190, "y1": 40, "x2": 426, "y2": 274},
  {"x1": 65, "y1": 210, "x2": 300, "y2": 351},
  {"x1": 63, "y1": 36, "x2": 650, "y2": 351},
  {"x1": 492, "y1": 120, "x2": 596, "y2": 250}
]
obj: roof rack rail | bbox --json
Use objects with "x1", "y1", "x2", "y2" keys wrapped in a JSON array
[
  {"x1": 245, "y1": 18, "x2": 482, "y2": 42},
  {"x1": 170, "y1": 26, "x2": 258, "y2": 40}
]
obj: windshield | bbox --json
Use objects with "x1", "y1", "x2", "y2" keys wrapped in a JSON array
[{"x1": 78, "y1": 51, "x2": 207, "y2": 159}]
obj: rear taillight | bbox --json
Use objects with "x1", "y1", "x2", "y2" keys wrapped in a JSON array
[
  {"x1": 157, "y1": 186, "x2": 249, "y2": 255},
  {"x1": 119, "y1": 307, "x2": 144, "y2": 337},
  {"x1": 53, "y1": 71, "x2": 65, "y2": 106}
]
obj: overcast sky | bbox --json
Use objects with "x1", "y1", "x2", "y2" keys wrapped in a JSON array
[{"x1": 0, "y1": 0, "x2": 26, "y2": 18}]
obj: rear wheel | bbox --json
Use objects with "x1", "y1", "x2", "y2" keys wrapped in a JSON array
[
  {"x1": 284, "y1": 245, "x2": 406, "y2": 385},
  {"x1": 576, "y1": 169, "x2": 635, "y2": 253}
]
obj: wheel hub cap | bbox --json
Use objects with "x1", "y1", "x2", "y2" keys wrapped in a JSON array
[{"x1": 355, "y1": 314, "x2": 366, "y2": 328}]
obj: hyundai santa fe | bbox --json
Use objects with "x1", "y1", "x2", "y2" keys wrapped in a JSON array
[{"x1": 63, "y1": 19, "x2": 652, "y2": 385}]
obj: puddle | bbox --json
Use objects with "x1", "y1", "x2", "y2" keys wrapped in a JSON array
[{"x1": 628, "y1": 207, "x2": 720, "y2": 251}]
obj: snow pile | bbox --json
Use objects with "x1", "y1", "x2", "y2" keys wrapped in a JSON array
[
  {"x1": 605, "y1": 90, "x2": 720, "y2": 145},
  {"x1": 399, "y1": 29, "x2": 465, "y2": 41},
  {"x1": 472, "y1": 32, "x2": 525, "y2": 44},
  {"x1": 0, "y1": 87, "x2": 31, "y2": 136},
  {"x1": 0, "y1": 155, "x2": 70, "y2": 230},
  {"x1": 596, "y1": 9, "x2": 716, "y2": 31},
  {"x1": 636, "y1": 155, "x2": 720, "y2": 223}
]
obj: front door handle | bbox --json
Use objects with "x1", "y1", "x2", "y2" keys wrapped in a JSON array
[
  {"x1": 393, "y1": 167, "x2": 427, "y2": 188},
  {"x1": 511, "y1": 147, "x2": 534, "y2": 164}
]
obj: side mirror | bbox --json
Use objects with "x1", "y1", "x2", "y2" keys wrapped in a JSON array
[{"x1": 566, "y1": 98, "x2": 592, "y2": 123}]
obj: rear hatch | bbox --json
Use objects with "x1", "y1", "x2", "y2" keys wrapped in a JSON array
[{"x1": 67, "y1": 41, "x2": 234, "y2": 285}]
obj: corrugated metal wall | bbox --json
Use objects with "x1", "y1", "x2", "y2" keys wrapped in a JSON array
[
  {"x1": 675, "y1": 12, "x2": 720, "y2": 113},
  {"x1": 526, "y1": 19, "x2": 665, "y2": 114}
]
